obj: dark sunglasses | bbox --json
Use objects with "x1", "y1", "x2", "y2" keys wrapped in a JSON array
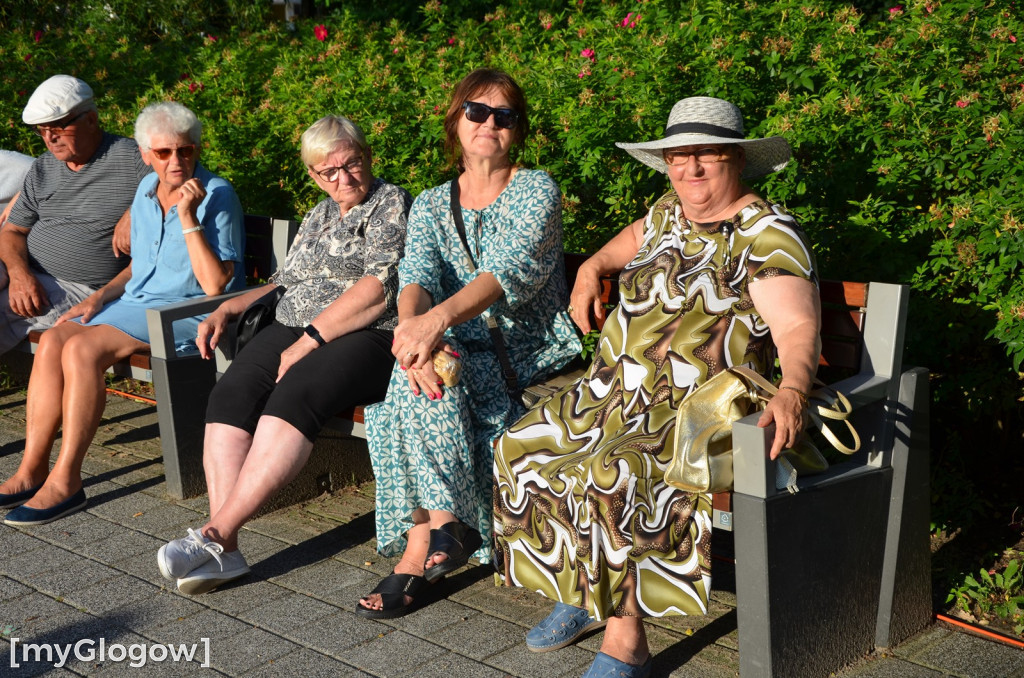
[
  {"x1": 462, "y1": 101, "x2": 518, "y2": 130},
  {"x1": 151, "y1": 145, "x2": 196, "y2": 161},
  {"x1": 34, "y1": 111, "x2": 88, "y2": 137}
]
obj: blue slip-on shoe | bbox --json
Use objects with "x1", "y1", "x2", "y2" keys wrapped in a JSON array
[
  {"x1": 526, "y1": 602, "x2": 609, "y2": 653},
  {"x1": 0, "y1": 484, "x2": 43, "y2": 509},
  {"x1": 3, "y1": 488, "x2": 87, "y2": 526},
  {"x1": 581, "y1": 652, "x2": 652, "y2": 678}
]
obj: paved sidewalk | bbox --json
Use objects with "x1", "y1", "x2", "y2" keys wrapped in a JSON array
[{"x1": 0, "y1": 389, "x2": 1021, "y2": 677}]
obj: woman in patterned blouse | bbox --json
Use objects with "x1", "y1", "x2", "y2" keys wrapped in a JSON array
[
  {"x1": 155, "y1": 115, "x2": 412, "y2": 595},
  {"x1": 356, "y1": 68, "x2": 580, "y2": 619}
]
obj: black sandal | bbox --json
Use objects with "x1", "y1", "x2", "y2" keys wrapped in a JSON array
[
  {"x1": 354, "y1": 572, "x2": 430, "y2": 619},
  {"x1": 423, "y1": 521, "x2": 483, "y2": 583}
]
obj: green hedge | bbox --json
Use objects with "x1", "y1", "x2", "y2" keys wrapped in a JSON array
[{"x1": 1, "y1": 1, "x2": 1021, "y2": 478}]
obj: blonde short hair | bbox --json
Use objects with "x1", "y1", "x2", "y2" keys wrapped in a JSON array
[{"x1": 300, "y1": 115, "x2": 370, "y2": 167}]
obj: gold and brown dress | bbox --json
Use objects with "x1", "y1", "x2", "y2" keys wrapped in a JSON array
[{"x1": 493, "y1": 192, "x2": 817, "y2": 620}]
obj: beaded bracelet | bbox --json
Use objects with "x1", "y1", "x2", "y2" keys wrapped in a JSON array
[
  {"x1": 181, "y1": 225, "x2": 204, "y2": 234},
  {"x1": 780, "y1": 385, "x2": 809, "y2": 407}
]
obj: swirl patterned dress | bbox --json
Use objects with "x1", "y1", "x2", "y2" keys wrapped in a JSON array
[
  {"x1": 493, "y1": 193, "x2": 817, "y2": 620},
  {"x1": 365, "y1": 169, "x2": 581, "y2": 561}
]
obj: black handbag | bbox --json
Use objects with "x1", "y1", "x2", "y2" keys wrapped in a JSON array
[{"x1": 234, "y1": 286, "x2": 285, "y2": 355}]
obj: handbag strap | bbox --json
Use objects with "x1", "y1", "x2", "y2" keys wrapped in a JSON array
[
  {"x1": 726, "y1": 365, "x2": 861, "y2": 454},
  {"x1": 449, "y1": 179, "x2": 520, "y2": 398}
]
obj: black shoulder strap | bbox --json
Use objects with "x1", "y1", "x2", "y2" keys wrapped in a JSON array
[
  {"x1": 448, "y1": 178, "x2": 520, "y2": 400},
  {"x1": 449, "y1": 179, "x2": 475, "y2": 268}
]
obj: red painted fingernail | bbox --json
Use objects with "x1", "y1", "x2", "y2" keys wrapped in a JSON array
[
  {"x1": 413, "y1": 389, "x2": 420, "y2": 396},
  {"x1": 452, "y1": 351, "x2": 461, "y2": 357},
  {"x1": 401, "y1": 366, "x2": 407, "y2": 371}
]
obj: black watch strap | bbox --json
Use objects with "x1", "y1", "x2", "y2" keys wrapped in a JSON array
[{"x1": 304, "y1": 324, "x2": 326, "y2": 346}]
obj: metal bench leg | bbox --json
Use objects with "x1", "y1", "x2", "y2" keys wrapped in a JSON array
[
  {"x1": 151, "y1": 355, "x2": 215, "y2": 499},
  {"x1": 875, "y1": 367, "x2": 932, "y2": 648}
]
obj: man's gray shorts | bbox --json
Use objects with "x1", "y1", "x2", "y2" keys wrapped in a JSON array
[{"x1": 0, "y1": 263, "x2": 97, "y2": 355}]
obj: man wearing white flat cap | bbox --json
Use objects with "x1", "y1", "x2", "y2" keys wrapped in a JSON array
[{"x1": 0, "y1": 74, "x2": 151, "y2": 354}]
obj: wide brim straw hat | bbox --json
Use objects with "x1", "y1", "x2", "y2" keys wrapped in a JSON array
[{"x1": 615, "y1": 96, "x2": 791, "y2": 179}]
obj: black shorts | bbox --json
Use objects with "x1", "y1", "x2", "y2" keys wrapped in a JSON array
[{"x1": 205, "y1": 322, "x2": 394, "y2": 442}]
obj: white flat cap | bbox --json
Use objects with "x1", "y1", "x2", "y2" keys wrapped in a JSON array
[{"x1": 22, "y1": 75, "x2": 94, "y2": 125}]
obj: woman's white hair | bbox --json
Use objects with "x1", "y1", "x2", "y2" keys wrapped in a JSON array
[
  {"x1": 134, "y1": 101, "x2": 202, "y2": 150},
  {"x1": 300, "y1": 115, "x2": 370, "y2": 167}
]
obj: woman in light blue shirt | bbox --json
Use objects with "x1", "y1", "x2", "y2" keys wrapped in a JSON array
[{"x1": 0, "y1": 101, "x2": 244, "y2": 526}]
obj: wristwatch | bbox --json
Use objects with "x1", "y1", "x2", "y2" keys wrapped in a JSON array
[{"x1": 303, "y1": 324, "x2": 326, "y2": 347}]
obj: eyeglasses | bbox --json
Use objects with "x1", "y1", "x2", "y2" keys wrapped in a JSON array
[
  {"x1": 663, "y1": 147, "x2": 731, "y2": 166},
  {"x1": 150, "y1": 145, "x2": 196, "y2": 161},
  {"x1": 34, "y1": 111, "x2": 88, "y2": 137},
  {"x1": 310, "y1": 157, "x2": 364, "y2": 182},
  {"x1": 462, "y1": 101, "x2": 518, "y2": 130}
]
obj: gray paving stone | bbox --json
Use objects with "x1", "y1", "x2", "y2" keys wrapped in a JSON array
[
  {"x1": 241, "y1": 648, "x2": 360, "y2": 677},
  {"x1": 488, "y1": 638, "x2": 595, "y2": 678},
  {"x1": 0, "y1": 529, "x2": 48, "y2": 559},
  {"x1": 0, "y1": 576, "x2": 32, "y2": 603},
  {"x1": 425, "y1": 611, "x2": 522, "y2": 659},
  {"x1": 1, "y1": 541, "x2": 87, "y2": 580},
  {"x1": 60, "y1": 575, "x2": 160, "y2": 616},
  {"x1": 145, "y1": 608, "x2": 254, "y2": 646},
  {"x1": 233, "y1": 530, "x2": 291, "y2": 561},
  {"x1": 207, "y1": 627, "x2": 298, "y2": 675},
  {"x1": 26, "y1": 559, "x2": 120, "y2": 599},
  {"x1": 189, "y1": 579, "x2": 292, "y2": 616},
  {"x1": 383, "y1": 597, "x2": 477, "y2": 636},
  {"x1": 85, "y1": 492, "x2": 167, "y2": 524},
  {"x1": 900, "y1": 627, "x2": 1024, "y2": 678},
  {"x1": 118, "y1": 550, "x2": 178, "y2": 588},
  {"x1": 104, "y1": 592, "x2": 206, "y2": 634},
  {"x1": 834, "y1": 654, "x2": 944, "y2": 677},
  {"x1": 237, "y1": 592, "x2": 338, "y2": 634},
  {"x1": 288, "y1": 610, "x2": 389, "y2": 655},
  {"x1": 336, "y1": 630, "x2": 447, "y2": 677},
  {"x1": 396, "y1": 650, "x2": 509, "y2": 678},
  {"x1": 117, "y1": 503, "x2": 205, "y2": 538},
  {"x1": 267, "y1": 558, "x2": 372, "y2": 596},
  {"x1": 76, "y1": 528, "x2": 165, "y2": 563}
]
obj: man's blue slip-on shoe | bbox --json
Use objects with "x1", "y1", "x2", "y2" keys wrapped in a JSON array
[
  {"x1": 581, "y1": 652, "x2": 652, "y2": 678},
  {"x1": 0, "y1": 484, "x2": 42, "y2": 509},
  {"x1": 4, "y1": 488, "x2": 87, "y2": 526},
  {"x1": 526, "y1": 602, "x2": 608, "y2": 653}
]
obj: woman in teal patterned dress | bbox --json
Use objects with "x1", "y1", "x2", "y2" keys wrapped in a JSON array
[
  {"x1": 357, "y1": 68, "x2": 580, "y2": 619},
  {"x1": 493, "y1": 97, "x2": 821, "y2": 677}
]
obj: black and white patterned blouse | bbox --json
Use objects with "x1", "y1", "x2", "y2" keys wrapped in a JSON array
[{"x1": 271, "y1": 178, "x2": 412, "y2": 330}]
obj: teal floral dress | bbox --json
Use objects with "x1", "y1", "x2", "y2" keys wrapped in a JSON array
[{"x1": 365, "y1": 169, "x2": 581, "y2": 561}]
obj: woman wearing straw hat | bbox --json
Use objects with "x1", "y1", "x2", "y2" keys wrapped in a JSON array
[{"x1": 493, "y1": 96, "x2": 820, "y2": 677}]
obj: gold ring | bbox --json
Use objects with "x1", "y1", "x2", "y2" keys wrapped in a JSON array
[{"x1": 567, "y1": 305, "x2": 574, "y2": 313}]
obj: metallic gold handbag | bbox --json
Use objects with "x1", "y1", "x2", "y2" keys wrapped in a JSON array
[{"x1": 665, "y1": 366, "x2": 860, "y2": 494}]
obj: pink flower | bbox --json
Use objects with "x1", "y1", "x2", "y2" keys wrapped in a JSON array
[
  {"x1": 448, "y1": 37, "x2": 455, "y2": 45},
  {"x1": 180, "y1": 72, "x2": 191, "y2": 81},
  {"x1": 955, "y1": 100, "x2": 968, "y2": 108},
  {"x1": 1011, "y1": 35, "x2": 1017, "y2": 43},
  {"x1": 544, "y1": 22, "x2": 552, "y2": 30},
  {"x1": 189, "y1": 82, "x2": 199, "y2": 93},
  {"x1": 207, "y1": 34, "x2": 218, "y2": 43},
  {"x1": 578, "y1": 71, "x2": 586, "y2": 78},
  {"x1": 581, "y1": 48, "x2": 595, "y2": 61},
  {"x1": 23, "y1": 53, "x2": 31, "y2": 61},
  {"x1": 33, "y1": 30, "x2": 43, "y2": 43},
  {"x1": 393, "y1": 47, "x2": 399, "y2": 54},
  {"x1": 889, "y1": 5, "x2": 903, "y2": 14},
  {"x1": 314, "y1": 24, "x2": 328, "y2": 42},
  {"x1": 620, "y1": 12, "x2": 634, "y2": 27}
]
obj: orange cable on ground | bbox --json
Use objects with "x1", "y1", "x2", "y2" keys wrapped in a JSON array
[
  {"x1": 105, "y1": 388, "x2": 156, "y2": 406},
  {"x1": 934, "y1": 612, "x2": 1024, "y2": 649}
]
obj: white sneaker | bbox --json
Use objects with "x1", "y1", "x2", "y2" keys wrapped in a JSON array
[
  {"x1": 176, "y1": 550, "x2": 250, "y2": 595},
  {"x1": 157, "y1": 527, "x2": 225, "y2": 581}
]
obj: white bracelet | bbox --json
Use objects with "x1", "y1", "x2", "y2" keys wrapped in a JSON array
[{"x1": 181, "y1": 226, "x2": 204, "y2": 234}]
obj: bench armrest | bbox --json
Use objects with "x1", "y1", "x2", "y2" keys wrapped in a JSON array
[
  {"x1": 145, "y1": 290, "x2": 251, "y2": 361},
  {"x1": 732, "y1": 371, "x2": 896, "y2": 498}
]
